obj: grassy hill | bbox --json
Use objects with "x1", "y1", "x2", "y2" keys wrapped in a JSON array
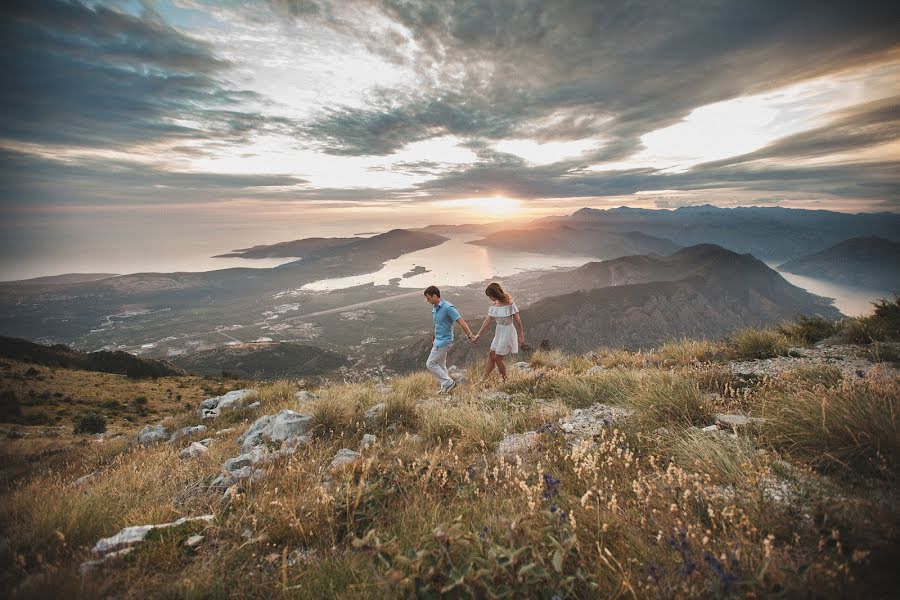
[
  {"x1": 0, "y1": 309, "x2": 897, "y2": 598},
  {"x1": 170, "y1": 342, "x2": 349, "y2": 380}
]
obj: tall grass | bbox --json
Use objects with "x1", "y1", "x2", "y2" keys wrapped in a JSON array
[
  {"x1": 758, "y1": 369, "x2": 899, "y2": 477},
  {"x1": 728, "y1": 328, "x2": 792, "y2": 360}
]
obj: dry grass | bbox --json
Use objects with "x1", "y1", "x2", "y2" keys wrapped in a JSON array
[
  {"x1": 655, "y1": 338, "x2": 726, "y2": 366},
  {"x1": 2, "y1": 342, "x2": 898, "y2": 598},
  {"x1": 728, "y1": 328, "x2": 793, "y2": 360}
]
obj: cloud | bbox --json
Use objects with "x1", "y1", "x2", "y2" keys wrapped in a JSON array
[{"x1": 0, "y1": 0, "x2": 281, "y2": 150}]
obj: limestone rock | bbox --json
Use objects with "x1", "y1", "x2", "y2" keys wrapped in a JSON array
[
  {"x1": 497, "y1": 431, "x2": 539, "y2": 456},
  {"x1": 585, "y1": 365, "x2": 605, "y2": 376},
  {"x1": 137, "y1": 424, "x2": 169, "y2": 446},
  {"x1": 364, "y1": 403, "x2": 386, "y2": 428},
  {"x1": 329, "y1": 448, "x2": 359, "y2": 470},
  {"x1": 92, "y1": 515, "x2": 213, "y2": 555},
  {"x1": 359, "y1": 434, "x2": 377, "y2": 449},
  {"x1": 185, "y1": 535, "x2": 205, "y2": 548},
  {"x1": 482, "y1": 391, "x2": 512, "y2": 402},
  {"x1": 199, "y1": 389, "x2": 256, "y2": 419},
  {"x1": 295, "y1": 390, "x2": 318, "y2": 403},
  {"x1": 169, "y1": 425, "x2": 207, "y2": 443},
  {"x1": 238, "y1": 414, "x2": 274, "y2": 453},
  {"x1": 714, "y1": 413, "x2": 766, "y2": 429},
  {"x1": 557, "y1": 403, "x2": 633, "y2": 438},
  {"x1": 179, "y1": 442, "x2": 209, "y2": 460}
]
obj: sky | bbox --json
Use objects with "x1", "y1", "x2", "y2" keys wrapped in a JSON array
[{"x1": 1, "y1": 0, "x2": 899, "y2": 277}]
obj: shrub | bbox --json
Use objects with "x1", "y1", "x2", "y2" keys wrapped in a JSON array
[
  {"x1": 73, "y1": 412, "x2": 106, "y2": 435},
  {"x1": 0, "y1": 389, "x2": 21, "y2": 421},
  {"x1": 839, "y1": 317, "x2": 884, "y2": 344},
  {"x1": 131, "y1": 395, "x2": 148, "y2": 406},
  {"x1": 99, "y1": 399, "x2": 123, "y2": 411},
  {"x1": 728, "y1": 328, "x2": 792, "y2": 360},
  {"x1": 777, "y1": 315, "x2": 838, "y2": 344}
]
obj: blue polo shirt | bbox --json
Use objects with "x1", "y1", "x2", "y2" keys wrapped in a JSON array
[{"x1": 432, "y1": 298, "x2": 461, "y2": 348}]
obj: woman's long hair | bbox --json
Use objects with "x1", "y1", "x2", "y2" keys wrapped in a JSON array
[{"x1": 485, "y1": 282, "x2": 513, "y2": 303}]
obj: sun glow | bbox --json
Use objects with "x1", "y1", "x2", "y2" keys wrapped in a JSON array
[{"x1": 435, "y1": 196, "x2": 523, "y2": 217}]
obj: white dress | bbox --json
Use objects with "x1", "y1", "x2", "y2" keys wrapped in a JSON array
[{"x1": 489, "y1": 302, "x2": 519, "y2": 355}]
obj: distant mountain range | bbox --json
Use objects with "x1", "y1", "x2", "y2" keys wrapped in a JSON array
[
  {"x1": 170, "y1": 342, "x2": 348, "y2": 380},
  {"x1": 538, "y1": 205, "x2": 900, "y2": 262},
  {"x1": 0, "y1": 335, "x2": 183, "y2": 378},
  {"x1": 777, "y1": 236, "x2": 900, "y2": 291},
  {"x1": 469, "y1": 225, "x2": 680, "y2": 259}
]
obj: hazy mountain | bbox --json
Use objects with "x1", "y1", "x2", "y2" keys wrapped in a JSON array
[
  {"x1": 0, "y1": 336, "x2": 183, "y2": 378},
  {"x1": 214, "y1": 237, "x2": 357, "y2": 259},
  {"x1": 469, "y1": 225, "x2": 680, "y2": 259},
  {"x1": 521, "y1": 246, "x2": 842, "y2": 352},
  {"x1": 778, "y1": 236, "x2": 900, "y2": 291},
  {"x1": 171, "y1": 342, "x2": 348, "y2": 379},
  {"x1": 0, "y1": 273, "x2": 119, "y2": 285},
  {"x1": 539, "y1": 205, "x2": 900, "y2": 261}
]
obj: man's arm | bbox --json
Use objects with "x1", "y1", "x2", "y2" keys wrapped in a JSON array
[{"x1": 455, "y1": 317, "x2": 475, "y2": 340}]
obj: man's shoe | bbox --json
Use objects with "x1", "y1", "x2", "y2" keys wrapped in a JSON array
[{"x1": 441, "y1": 379, "x2": 457, "y2": 394}]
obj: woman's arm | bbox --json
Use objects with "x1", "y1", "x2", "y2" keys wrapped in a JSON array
[
  {"x1": 474, "y1": 315, "x2": 494, "y2": 338},
  {"x1": 513, "y1": 313, "x2": 525, "y2": 344}
]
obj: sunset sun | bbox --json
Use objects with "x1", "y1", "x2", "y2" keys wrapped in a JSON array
[{"x1": 439, "y1": 196, "x2": 523, "y2": 217}]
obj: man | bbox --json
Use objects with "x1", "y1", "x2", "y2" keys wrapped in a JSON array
[{"x1": 424, "y1": 285, "x2": 475, "y2": 393}]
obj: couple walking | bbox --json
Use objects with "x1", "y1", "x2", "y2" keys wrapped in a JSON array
[{"x1": 424, "y1": 282, "x2": 525, "y2": 394}]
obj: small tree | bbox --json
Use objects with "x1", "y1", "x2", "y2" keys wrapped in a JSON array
[{"x1": 74, "y1": 412, "x2": 106, "y2": 435}]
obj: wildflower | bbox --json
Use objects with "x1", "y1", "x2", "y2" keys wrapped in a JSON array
[{"x1": 542, "y1": 472, "x2": 561, "y2": 500}]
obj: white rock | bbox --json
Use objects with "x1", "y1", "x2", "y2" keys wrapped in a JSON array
[
  {"x1": 199, "y1": 389, "x2": 256, "y2": 419},
  {"x1": 169, "y1": 425, "x2": 207, "y2": 443},
  {"x1": 137, "y1": 424, "x2": 169, "y2": 446},
  {"x1": 482, "y1": 391, "x2": 511, "y2": 402},
  {"x1": 295, "y1": 390, "x2": 318, "y2": 402},
  {"x1": 185, "y1": 535, "x2": 205, "y2": 548},
  {"x1": 497, "y1": 431, "x2": 539, "y2": 456},
  {"x1": 557, "y1": 403, "x2": 633, "y2": 438},
  {"x1": 269, "y1": 410, "x2": 313, "y2": 444},
  {"x1": 714, "y1": 413, "x2": 766, "y2": 429},
  {"x1": 701, "y1": 424, "x2": 720, "y2": 433},
  {"x1": 585, "y1": 365, "x2": 605, "y2": 376},
  {"x1": 179, "y1": 442, "x2": 209, "y2": 460},
  {"x1": 359, "y1": 434, "x2": 377, "y2": 449},
  {"x1": 80, "y1": 547, "x2": 133, "y2": 575},
  {"x1": 329, "y1": 448, "x2": 359, "y2": 470},
  {"x1": 92, "y1": 515, "x2": 213, "y2": 554},
  {"x1": 364, "y1": 403, "x2": 386, "y2": 428}
]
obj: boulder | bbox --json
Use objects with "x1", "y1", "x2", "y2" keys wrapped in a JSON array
[
  {"x1": 359, "y1": 434, "x2": 377, "y2": 449},
  {"x1": 329, "y1": 448, "x2": 359, "y2": 470},
  {"x1": 270, "y1": 410, "x2": 313, "y2": 444},
  {"x1": 169, "y1": 425, "x2": 207, "y2": 443},
  {"x1": 179, "y1": 442, "x2": 209, "y2": 460},
  {"x1": 482, "y1": 391, "x2": 512, "y2": 402},
  {"x1": 137, "y1": 424, "x2": 169, "y2": 446},
  {"x1": 585, "y1": 365, "x2": 605, "y2": 376},
  {"x1": 185, "y1": 535, "x2": 205, "y2": 548},
  {"x1": 238, "y1": 415, "x2": 274, "y2": 453},
  {"x1": 364, "y1": 403, "x2": 386, "y2": 428}
]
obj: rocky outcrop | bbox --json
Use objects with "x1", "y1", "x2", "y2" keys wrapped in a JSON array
[
  {"x1": 558, "y1": 403, "x2": 633, "y2": 438},
  {"x1": 169, "y1": 425, "x2": 207, "y2": 443},
  {"x1": 198, "y1": 389, "x2": 256, "y2": 419}
]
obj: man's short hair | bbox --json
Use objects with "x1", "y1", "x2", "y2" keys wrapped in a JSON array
[{"x1": 424, "y1": 285, "x2": 440, "y2": 297}]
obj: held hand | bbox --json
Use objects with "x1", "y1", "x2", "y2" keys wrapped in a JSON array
[
  {"x1": 470, "y1": 334, "x2": 479, "y2": 345},
  {"x1": 518, "y1": 337, "x2": 525, "y2": 346}
]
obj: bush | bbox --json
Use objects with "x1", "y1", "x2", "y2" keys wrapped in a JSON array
[
  {"x1": 628, "y1": 371, "x2": 712, "y2": 428},
  {"x1": 0, "y1": 389, "x2": 21, "y2": 421},
  {"x1": 73, "y1": 412, "x2": 106, "y2": 435},
  {"x1": 131, "y1": 395, "x2": 148, "y2": 406},
  {"x1": 777, "y1": 315, "x2": 838, "y2": 344},
  {"x1": 728, "y1": 328, "x2": 792, "y2": 360}
]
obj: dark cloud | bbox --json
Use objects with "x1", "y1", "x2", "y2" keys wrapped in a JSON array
[
  {"x1": 0, "y1": 150, "x2": 306, "y2": 206},
  {"x1": 285, "y1": 0, "x2": 900, "y2": 158},
  {"x1": 0, "y1": 0, "x2": 281, "y2": 149}
]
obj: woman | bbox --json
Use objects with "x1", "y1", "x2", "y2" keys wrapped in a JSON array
[{"x1": 472, "y1": 282, "x2": 525, "y2": 383}]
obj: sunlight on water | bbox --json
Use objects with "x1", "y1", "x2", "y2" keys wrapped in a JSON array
[
  {"x1": 776, "y1": 268, "x2": 894, "y2": 317},
  {"x1": 302, "y1": 235, "x2": 595, "y2": 291}
]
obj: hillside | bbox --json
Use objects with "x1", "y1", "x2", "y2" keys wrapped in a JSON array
[
  {"x1": 1, "y1": 313, "x2": 897, "y2": 598},
  {"x1": 170, "y1": 342, "x2": 349, "y2": 379},
  {"x1": 0, "y1": 336, "x2": 184, "y2": 378},
  {"x1": 214, "y1": 237, "x2": 357, "y2": 259},
  {"x1": 522, "y1": 247, "x2": 841, "y2": 352},
  {"x1": 469, "y1": 225, "x2": 680, "y2": 259},
  {"x1": 778, "y1": 236, "x2": 900, "y2": 290}
]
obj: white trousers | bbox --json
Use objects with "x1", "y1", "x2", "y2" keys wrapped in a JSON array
[{"x1": 426, "y1": 344, "x2": 454, "y2": 389}]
